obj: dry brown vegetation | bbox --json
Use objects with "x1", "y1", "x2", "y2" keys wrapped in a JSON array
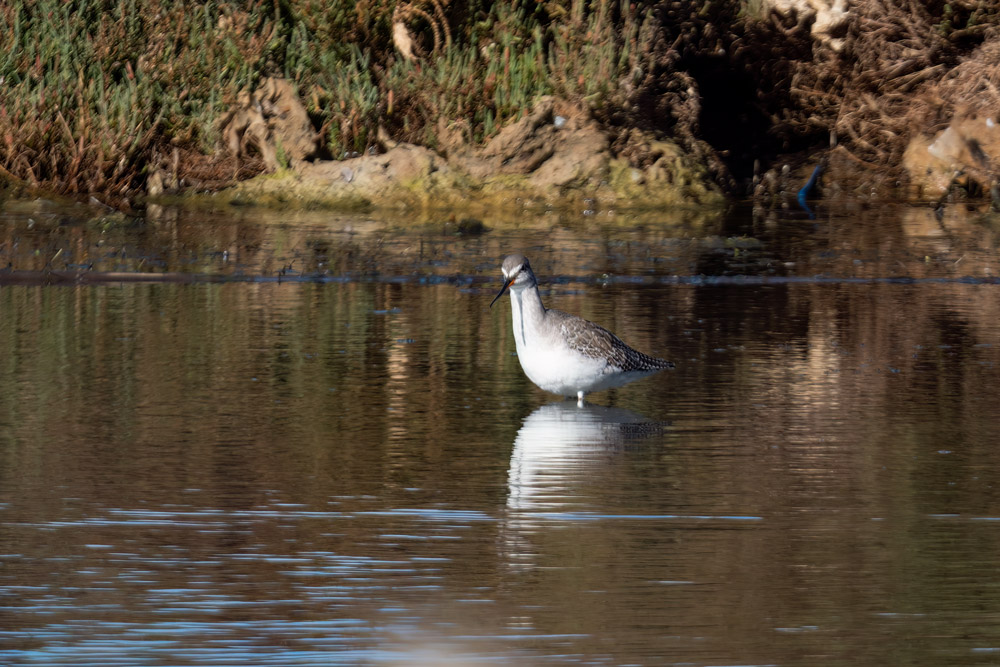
[
  {"x1": 754, "y1": 0, "x2": 1000, "y2": 186},
  {"x1": 1, "y1": 1, "x2": 999, "y2": 207}
]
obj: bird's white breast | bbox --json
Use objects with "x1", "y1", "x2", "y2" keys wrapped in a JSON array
[{"x1": 509, "y1": 289, "x2": 635, "y2": 396}]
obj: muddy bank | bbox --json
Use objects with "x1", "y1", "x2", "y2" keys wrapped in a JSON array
[
  {"x1": 187, "y1": 95, "x2": 724, "y2": 215},
  {"x1": 179, "y1": 0, "x2": 1000, "y2": 213},
  {"x1": 4, "y1": 1, "x2": 1000, "y2": 212},
  {"x1": 749, "y1": 0, "x2": 1000, "y2": 203}
]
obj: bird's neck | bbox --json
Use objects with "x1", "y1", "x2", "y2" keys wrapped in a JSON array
[{"x1": 509, "y1": 282, "x2": 546, "y2": 347}]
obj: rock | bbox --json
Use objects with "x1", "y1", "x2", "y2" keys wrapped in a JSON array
[
  {"x1": 377, "y1": 125, "x2": 399, "y2": 151},
  {"x1": 529, "y1": 121, "x2": 608, "y2": 189},
  {"x1": 904, "y1": 107, "x2": 1000, "y2": 199},
  {"x1": 146, "y1": 149, "x2": 181, "y2": 197},
  {"x1": 433, "y1": 117, "x2": 468, "y2": 156},
  {"x1": 282, "y1": 143, "x2": 447, "y2": 206},
  {"x1": 212, "y1": 94, "x2": 723, "y2": 212},
  {"x1": 219, "y1": 77, "x2": 317, "y2": 171},
  {"x1": 392, "y1": 18, "x2": 416, "y2": 62},
  {"x1": 903, "y1": 135, "x2": 956, "y2": 199},
  {"x1": 449, "y1": 97, "x2": 612, "y2": 190},
  {"x1": 764, "y1": 0, "x2": 850, "y2": 52},
  {"x1": 258, "y1": 78, "x2": 317, "y2": 163},
  {"x1": 606, "y1": 135, "x2": 724, "y2": 206},
  {"x1": 455, "y1": 218, "x2": 487, "y2": 235},
  {"x1": 147, "y1": 169, "x2": 164, "y2": 197},
  {"x1": 450, "y1": 97, "x2": 555, "y2": 178},
  {"x1": 479, "y1": 96, "x2": 557, "y2": 173}
]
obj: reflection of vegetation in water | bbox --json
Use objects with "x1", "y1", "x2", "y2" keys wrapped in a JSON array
[
  {"x1": 4, "y1": 215, "x2": 1000, "y2": 662},
  {"x1": 3, "y1": 275, "x2": 1000, "y2": 538},
  {"x1": 0, "y1": 281, "x2": 528, "y2": 502},
  {"x1": 2, "y1": 281, "x2": 1000, "y2": 666},
  {"x1": 0, "y1": 200, "x2": 729, "y2": 278}
]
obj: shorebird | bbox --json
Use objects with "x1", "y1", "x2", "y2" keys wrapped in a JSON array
[{"x1": 490, "y1": 254, "x2": 674, "y2": 405}]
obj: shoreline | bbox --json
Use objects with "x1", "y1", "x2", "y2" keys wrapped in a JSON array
[{"x1": 3, "y1": 2, "x2": 1000, "y2": 213}]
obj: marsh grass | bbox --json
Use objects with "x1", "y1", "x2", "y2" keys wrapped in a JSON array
[
  {"x1": 0, "y1": 0, "x2": 662, "y2": 203},
  {"x1": 300, "y1": 0, "x2": 657, "y2": 154},
  {"x1": 0, "y1": 0, "x2": 273, "y2": 201}
]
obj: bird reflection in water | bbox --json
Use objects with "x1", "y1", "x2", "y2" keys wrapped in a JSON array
[{"x1": 500, "y1": 401, "x2": 667, "y2": 570}]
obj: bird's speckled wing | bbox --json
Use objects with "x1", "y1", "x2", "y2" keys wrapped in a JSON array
[{"x1": 549, "y1": 309, "x2": 674, "y2": 372}]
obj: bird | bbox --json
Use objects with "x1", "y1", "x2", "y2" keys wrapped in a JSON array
[{"x1": 490, "y1": 253, "x2": 674, "y2": 405}]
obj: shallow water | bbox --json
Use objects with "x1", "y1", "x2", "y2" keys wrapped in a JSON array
[{"x1": 3, "y1": 199, "x2": 1000, "y2": 665}]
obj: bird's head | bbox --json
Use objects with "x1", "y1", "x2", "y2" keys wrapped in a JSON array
[{"x1": 490, "y1": 253, "x2": 535, "y2": 308}]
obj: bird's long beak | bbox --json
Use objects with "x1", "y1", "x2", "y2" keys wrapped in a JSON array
[{"x1": 490, "y1": 279, "x2": 513, "y2": 308}]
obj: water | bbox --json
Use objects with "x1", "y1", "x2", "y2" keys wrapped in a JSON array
[{"x1": 3, "y1": 199, "x2": 1000, "y2": 665}]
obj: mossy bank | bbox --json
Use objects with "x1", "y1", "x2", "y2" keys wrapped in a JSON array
[{"x1": 192, "y1": 96, "x2": 724, "y2": 215}]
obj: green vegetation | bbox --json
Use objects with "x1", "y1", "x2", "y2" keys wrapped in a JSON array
[
  {"x1": 0, "y1": 0, "x2": 665, "y2": 203},
  {"x1": 0, "y1": 0, "x2": 274, "y2": 199},
  {"x1": 6, "y1": 1, "x2": 1000, "y2": 207}
]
